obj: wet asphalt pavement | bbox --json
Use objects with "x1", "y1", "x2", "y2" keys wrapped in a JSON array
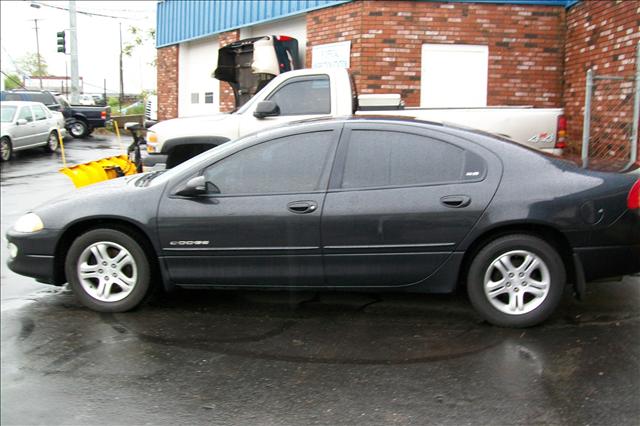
[{"x1": 1, "y1": 134, "x2": 639, "y2": 425}]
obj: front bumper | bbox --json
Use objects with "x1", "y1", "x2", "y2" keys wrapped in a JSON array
[
  {"x1": 142, "y1": 152, "x2": 168, "y2": 172},
  {"x1": 574, "y1": 244, "x2": 640, "y2": 282},
  {"x1": 6, "y1": 228, "x2": 61, "y2": 285}
]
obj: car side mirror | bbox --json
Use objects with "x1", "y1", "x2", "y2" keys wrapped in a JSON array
[
  {"x1": 253, "y1": 101, "x2": 280, "y2": 119},
  {"x1": 176, "y1": 176, "x2": 208, "y2": 197},
  {"x1": 16, "y1": 118, "x2": 27, "y2": 125}
]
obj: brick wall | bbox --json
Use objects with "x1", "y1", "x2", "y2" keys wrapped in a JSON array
[
  {"x1": 564, "y1": 0, "x2": 639, "y2": 155},
  {"x1": 307, "y1": 1, "x2": 565, "y2": 108},
  {"x1": 218, "y1": 30, "x2": 240, "y2": 112},
  {"x1": 157, "y1": 45, "x2": 179, "y2": 121}
]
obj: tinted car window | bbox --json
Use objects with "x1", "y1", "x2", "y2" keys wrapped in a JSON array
[
  {"x1": 4, "y1": 93, "x2": 23, "y2": 101},
  {"x1": 17, "y1": 106, "x2": 33, "y2": 122},
  {"x1": 28, "y1": 92, "x2": 55, "y2": 105},
  {"x1": 203, "y1": 131, "x2": 336, "y2": 195},
  {"x1": 266, "y1": 76, "x2": 330, "y2": 115},
  {"x1": 342, "y1": 130, "x2": 470, "y2": 189},
  {"x1": 32, "y1": 105, "x2": 47, "y2": 121}
]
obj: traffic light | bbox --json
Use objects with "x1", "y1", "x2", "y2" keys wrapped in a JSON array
[{"x1": 56, "y1": 31, "x2": 66, "y2": 53}]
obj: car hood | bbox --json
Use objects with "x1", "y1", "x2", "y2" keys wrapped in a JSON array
[
  {"x1": 30, "y1": 174, "x2": 166, "y2": 231},
  {"x1": 148, "y1": 112, "x2": 239, "y2": 141}
]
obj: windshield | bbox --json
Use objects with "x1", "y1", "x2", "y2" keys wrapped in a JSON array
[{"x1": 1, "y1": 106, "x2": 17, "y2": 122}]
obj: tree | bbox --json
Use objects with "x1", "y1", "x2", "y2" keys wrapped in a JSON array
[
  {"x1": 16, "y1": 53, "x2": 48, "y2": 77},
  {"x1": 3, "y1": 73, "x2": 23, "y2": 90},
  {"x1": 123, "y1": 26, "x2": 156, "y2": 67}
]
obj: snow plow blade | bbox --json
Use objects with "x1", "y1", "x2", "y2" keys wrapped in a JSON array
[{"x1": 59, "y1": 155, "x2": 138, "y2": 188}]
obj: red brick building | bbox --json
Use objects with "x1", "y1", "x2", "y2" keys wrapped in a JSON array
[{"x1": 156, "y1": 0, "x2": 639, "y2": 154}]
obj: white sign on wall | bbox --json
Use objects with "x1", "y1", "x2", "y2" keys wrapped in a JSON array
[
  {"x1": 421, "y1": 44, "x2": 489, "y2": 108},
  {"x1": 312, "y1": 41, "x2": 351, "y2": 69}
]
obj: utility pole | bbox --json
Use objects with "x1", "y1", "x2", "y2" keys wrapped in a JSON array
[
  {"x1": 119, "y1": 22, "x2": 124, "y2": 112},
  {"x1": 69, "y1": 0, "x2": 79, "y2": 104},
  {"x1": 33, "y1": 18, "x2": 43, "y2": 88}
]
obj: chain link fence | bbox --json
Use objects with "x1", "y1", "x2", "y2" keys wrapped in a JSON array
[{"x1": 581, "y1": 43, "x2": 639, "y2": 171}]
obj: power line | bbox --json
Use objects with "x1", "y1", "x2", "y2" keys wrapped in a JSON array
[{"x1": 29, "y1": 1, "x2": 150, "y2": 21}]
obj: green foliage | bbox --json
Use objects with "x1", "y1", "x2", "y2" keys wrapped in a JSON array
[
  {"x1": 3, "y1": 73, "x2": 23, "y2": 90},
  {"x1": 16, "y1": 53, "x2": 48, "y2": 77},
  {"x1": 123, "y1": 25, "x2": 157, "y2": 67}
]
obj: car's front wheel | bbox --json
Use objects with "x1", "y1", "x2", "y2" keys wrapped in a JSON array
[
  {"x1": 467, "y1": 234, "x2": 565, "y2": 327},
  {"x1": 1, "y1": 137, "x2": 12, "y2": 161},
  {"x1": 45, "y1": 130, "x2": 59, "y2": 152},
  {"x1": 65, "y1": 228, "x2": 151, "y2": 312}
]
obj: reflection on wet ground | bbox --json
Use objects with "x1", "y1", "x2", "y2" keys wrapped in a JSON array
[{"x1": 2, "y1": 277, "x2": 639, "y2": 425}]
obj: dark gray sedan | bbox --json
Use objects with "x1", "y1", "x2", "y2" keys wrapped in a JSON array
[{"x1": 6, "y1": 117, "x2": 640, "y2": 327}]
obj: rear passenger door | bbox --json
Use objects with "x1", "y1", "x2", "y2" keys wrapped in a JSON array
[
  {"x1": 30, "y1": 105, "x2": 50, "y2": 143},
  {"x1": 321, "y1": 122, "x2": 501, "y2": 287}
]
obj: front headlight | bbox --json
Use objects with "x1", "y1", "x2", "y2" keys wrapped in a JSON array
[
  {"x1": 147, "y1": 132, "x2": 157, "y2": 153},
  {"x1": 13, "y1": 213, "x2": 44, "y2": 233}
]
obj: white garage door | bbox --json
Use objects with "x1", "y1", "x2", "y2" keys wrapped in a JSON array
[
  {"x1": 420, "y1": 44, "x2": 488, "y2": 108},
  {"x1": 178, "y1": 36, "x2": 220, "y2": 117}
]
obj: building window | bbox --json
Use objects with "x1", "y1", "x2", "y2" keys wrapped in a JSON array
[
  {"x1": 204, "y1": 92, "x2": 214, "y2": 104},
  {"x1": 421, "y1": 44, "x2": 489, "y2": 108},
  {"x1": 191, "y1": 93, "x2": 199, "y2": 104}
]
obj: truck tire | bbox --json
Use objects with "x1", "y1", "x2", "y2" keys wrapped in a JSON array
[{"x1": 69, "y1": 119, "x2": 89, "y2": 138}]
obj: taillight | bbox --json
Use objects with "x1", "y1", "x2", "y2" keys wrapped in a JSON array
[
  {"x1": 276, "y1": 35, "x2": 293, "y2": 41},
  {"x1": 101, "y1": 111, "x2": 106, "y2": 119},
  {"x1": 628, "y1": 180, "x2": 640, "y2": 209},
  {"x1": 555, "y1": 114, "x2": 566, "y2": 149}
]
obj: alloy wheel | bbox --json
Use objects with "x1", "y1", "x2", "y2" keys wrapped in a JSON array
[
  {"x1": 76, "y1": 241, "x2": 138, "y2": 303},
  {"x1": 483, "y1": 250, "x2": 550, "y2": 315}
]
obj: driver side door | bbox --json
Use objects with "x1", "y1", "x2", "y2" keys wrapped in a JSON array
[{"x1": 156, "y1": 125, "x2": 341, "y2": 287}]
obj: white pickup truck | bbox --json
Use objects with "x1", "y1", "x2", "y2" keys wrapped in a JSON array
[{"x1": 145, "y1": 68, "x2": 566, "y2": 169}]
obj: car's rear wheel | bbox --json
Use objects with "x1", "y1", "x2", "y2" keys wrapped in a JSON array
[
  {"x1": 65, "y1": 228, "x2": 151, "y2": 312},
  {"x1": 0, "y1": 137, "x2": 12, "y2": 161},
  {"x1": 467, "y1": 234, "x2": 565, "y2": 327},
  {"x1": 69, "y1": 119, "x2": 89, "y2": 138},
  {"x1": 44, "y1": 130, "x2": 59, "y2": 152}
]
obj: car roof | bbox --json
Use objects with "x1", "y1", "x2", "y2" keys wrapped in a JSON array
[{"x1": 1, "y1": 100, "x2": 46, "y2": 107}]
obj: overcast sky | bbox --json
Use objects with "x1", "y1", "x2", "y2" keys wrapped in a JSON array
[{"x1": 0, "y1": 0, "x2": 157, "y2": 95}]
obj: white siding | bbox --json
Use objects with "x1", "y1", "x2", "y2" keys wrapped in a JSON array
[
  {"x1": 178, "y1": 36, "x2": 220, "y2": 117},
  {"x1": 420, "y1": 44, "x2": 489, "y2": 108}
]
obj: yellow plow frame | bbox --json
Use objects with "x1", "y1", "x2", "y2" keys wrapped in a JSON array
[{"x1": 58, "y1": 122, "x2": 139, "y2": 188}]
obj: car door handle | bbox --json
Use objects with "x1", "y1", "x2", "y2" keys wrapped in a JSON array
[
  {"x1": 287, "y1": 201, "x2": 318, "y2": 214},
  {"x1": 440, "y1": 195, "x2": 471, "y2": 208}
]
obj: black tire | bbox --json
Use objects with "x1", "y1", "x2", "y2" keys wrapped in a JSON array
[
  {"x1": 65, "y1": 228, "x2": 151, "y2": 312},
  {"x1": 69, "y1": 119, "x2": 89, "y2": 138},
  {"x1": 467, "y1": 234, "x2": 565, "y2": 328},
  {"x1": 0, "y1": 137, "x2": 12, "y2": 161},
  {"x1": 44, "y1": 130, "x2": 59, "y2": 152}
]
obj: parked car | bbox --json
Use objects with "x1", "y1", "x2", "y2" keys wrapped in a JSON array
[
  {"x1": 54, "y1": 95, "x2": 111, "y2": 138},
  {"x1": 6, "y1": 117, "x2": 639, "y2": 327},
  {"x1": 0, "y1": 101, "x2": 66, "y2": 161},
  {"x1": 145, "y1": 68, "x2": 566, "y2": 170},
  {"x1": 0, "y1": 90, "x2": 111, "y2": 139},
  {"x1": 77, "y1": 94, "x2": 95, "y2": 106}
]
